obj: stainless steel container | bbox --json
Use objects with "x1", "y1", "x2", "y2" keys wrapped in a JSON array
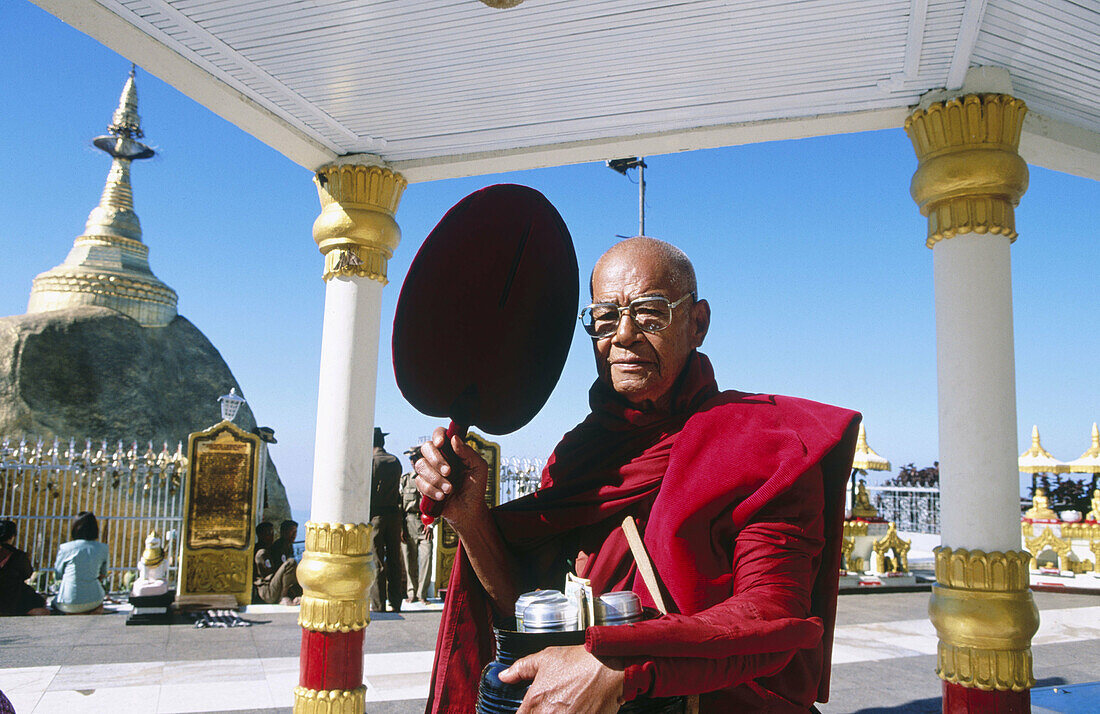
[
  {"x1": 594, "y1": 591, "x2": 643, "y2": 626},
  {"x1": 520, "y1": 598, "x2": 579, "y2": 633},
  {"x1": 514, "y1": 590, "x2": 567, "y2": 632}
]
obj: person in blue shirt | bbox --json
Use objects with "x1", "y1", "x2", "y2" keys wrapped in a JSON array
[{"x1": 53, "y1": 511, "x2": 109, "y2": 614}]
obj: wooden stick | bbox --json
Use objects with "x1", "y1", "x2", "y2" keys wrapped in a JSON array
[
  {"x1": 620, "y1": 515, "x2": 700, "y2": 714},
  {"x1": 620, "y1": 515, "x2": 668, "y2": 615}
]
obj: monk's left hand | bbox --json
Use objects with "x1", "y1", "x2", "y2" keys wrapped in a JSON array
[{"x1": 500, "y1": 644, "x2": 625, "y2": 713}]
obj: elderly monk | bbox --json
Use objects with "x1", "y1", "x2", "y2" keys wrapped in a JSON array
[{"x1": 416, "y1": 237, "x2": 860, "y2": 713}]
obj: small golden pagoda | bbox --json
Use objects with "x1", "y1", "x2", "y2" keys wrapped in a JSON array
[
  {"x1": 1066, "y1": 423, "x2": 1100, "y2": 522},
  {"x1": 850, "y1": 424, "x2": 890, "y2": 519},
  {"x1": 26, "y1": 67, "x2": 177, "y2": 328}
]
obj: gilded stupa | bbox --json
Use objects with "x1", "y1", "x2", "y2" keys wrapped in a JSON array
[
  {"x1": 27, "y1": 68, "x2": 178, "y2": 328},
  {"x1": 2, "y1": 68, "x2": 292, "y2": 523}
]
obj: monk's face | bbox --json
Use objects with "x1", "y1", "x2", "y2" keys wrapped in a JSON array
[{"x1": 590, "y1": 248, "x2": 709, "y2": 408}]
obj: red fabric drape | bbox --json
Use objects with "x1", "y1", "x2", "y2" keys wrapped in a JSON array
[{"x1": 425, "y1": 352, "x2": 859, "y2": 713}]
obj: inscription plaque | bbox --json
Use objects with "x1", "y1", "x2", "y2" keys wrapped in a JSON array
[{"x1": 177, "y1": 420, "x2": 261, "y2": 607}]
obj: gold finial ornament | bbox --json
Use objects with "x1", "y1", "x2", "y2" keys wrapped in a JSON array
[
  {"x1": 312, "y1": 163, "x2": 407, "y2": 283},
  {"x1": 905, "y1": 94, "x2": 1029, "y2": 248},
  {"x1": 1067, "y1": 423, "x2": 1100, "y2": 476},
  {"x1": 851, "y1": 424, "x2": 891, "y2": 472},
  {"x1": 1019, "y1": 425, "x2": 1066, "y2": 476},
  {"x1": 929, "y1": 547, "x2": 1038, "y2": 691},
  {"x1": 27, "y1": 67, "x2": 177, "y2": 328}
]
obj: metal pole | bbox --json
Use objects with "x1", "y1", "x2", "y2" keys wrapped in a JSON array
[{"x1": 638, "y1": 160, "x2": 645, "y2": 236}]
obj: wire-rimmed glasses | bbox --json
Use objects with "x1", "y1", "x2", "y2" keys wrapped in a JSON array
[{"x1": 579, "y1": 293, "x2": 695, "y2": 338}]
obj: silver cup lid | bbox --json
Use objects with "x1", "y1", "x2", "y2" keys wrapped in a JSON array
[
  {"x1": 594, "y1": 591, "x2": 642, "y2": 624},
  {"x1": 514, "y1": 589, "x2": 567, "y2": 618},
  {"x1": 521, "y1": 599, "x2": 579, "y2": 630}
]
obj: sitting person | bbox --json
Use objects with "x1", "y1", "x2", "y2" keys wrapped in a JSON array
[
  {"x1": 0, "y1": 519, "x2": 49, "y2": 616},
  {"x1": 53, "y1": 511, "x2": 109, "y2": 614},
  {"x1": 271, "y1": 520, "x2": 298, "y2": 565},
  {"x1": 416, "y1": 237, "x2": 860, "y2": 712},
  {"x1": 254, "y1": 521, "x2": 301, "y2": 605}
]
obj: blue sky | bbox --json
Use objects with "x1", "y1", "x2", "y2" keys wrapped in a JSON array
[{"x1": 3, "y1": 1, "x2": 1098, "y2": 518}]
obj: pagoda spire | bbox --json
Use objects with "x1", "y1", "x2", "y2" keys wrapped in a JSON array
[{"x1": 27, "y1": 67, "x2": 177, "y2": 328}]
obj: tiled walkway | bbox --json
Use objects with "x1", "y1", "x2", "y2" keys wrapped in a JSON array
[{"x1": 1, "y1": 593, "x2": 1098, "y2": 713}]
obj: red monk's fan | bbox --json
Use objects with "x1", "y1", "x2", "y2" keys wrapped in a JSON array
[{"x1": 392, "y1": 184, "x2": 579, "y2": 524}]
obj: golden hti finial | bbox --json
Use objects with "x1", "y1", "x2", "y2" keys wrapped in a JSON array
[
  {"x1": 851, "y1": 423, "x2": 891, "y2": 472},
  {"x1": 26, "y1": 67, "x2": 178, "y2": 327},
  {"x1": 1018, "y1": 425, "x2": 1066, "y2": 474},
  {"x1": 1068, "y1": 423, "x2": 1100, "y2": 470}
]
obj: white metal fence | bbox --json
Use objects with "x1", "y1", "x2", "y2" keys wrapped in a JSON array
[
  {"x1": 867, "y1": 485, "x2": 941, "y2": 534},
  {"x1": 0, "y1": 436, "x2": 188, "y2": 594},
  {"x1": 499, "y1": 457, "x2": 545, "y2": 504}
]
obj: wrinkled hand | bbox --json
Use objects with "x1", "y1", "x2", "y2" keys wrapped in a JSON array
[
  {"x1": 415, "y1": 426, "x2": 491, "y2": 530},
  {"x1": 499, "y1": 645, "x2": 625, "y2": 714}
]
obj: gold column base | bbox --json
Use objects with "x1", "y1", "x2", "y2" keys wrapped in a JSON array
[
  {"x1": 297, "y1": 522, "x2": 375, "y2": 632},
  {"x1": 294, "y1": 686, "x2": 366, "y2": 714},
  {"x1": 929, "y1": 547, "x2": 1038, "y2": 691}
]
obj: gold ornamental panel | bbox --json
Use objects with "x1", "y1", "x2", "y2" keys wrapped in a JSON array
[
  {"x1": 872, "y1": 522, "x2": 911, "y2": 574},
  {"x1": 297, "y1": 522, "x2": 374, "y2": 632},
  {"x1": 177, "y1": 421, "x2": 261, "y2": 606},
  {"x1": 929, "y1": 547, "x2": 1038, "y2": 691},
  {"x1": 1024, "y1": 527, "x2": 1073, "y2": 570},
  {"x1": 183, "y1": 550, "x2": 250, "y2": 594},
  {"x1": 293, "y1": 686, "x2": 365, "y2": 714}
]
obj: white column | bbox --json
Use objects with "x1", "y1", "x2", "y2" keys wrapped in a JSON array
[
  {"x1": 933, "y1": 234, "x2": 1020, "y2": 550},
  {"x1": 310, "y1": 276, "x2": 383, "y2": 524}
]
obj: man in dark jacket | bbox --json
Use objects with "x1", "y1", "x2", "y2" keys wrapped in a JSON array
[{"x1": 369, "y1": 426, "x2": 404, "y2": 612}]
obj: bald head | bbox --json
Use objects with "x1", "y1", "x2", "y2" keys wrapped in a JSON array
[
  {"x1": 591, "y1": 237, "x2": 697, "y2": 299},
  {"x1": 588, "y1": 236, "x2": 710, "y2": 409}
]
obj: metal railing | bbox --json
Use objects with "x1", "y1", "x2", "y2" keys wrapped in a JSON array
[
  {"x1": 0, "y1": 435, "x2": 188, "y2": 594},
  {"x1": 867, "y1": 485, "x2": 941, "y2": 534},
  {"x1": 499, "y1": 457, "x2": 545, "y2": 505}
]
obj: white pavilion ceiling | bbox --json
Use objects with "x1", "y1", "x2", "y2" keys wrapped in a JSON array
[{"x1": 35, "y1": 0, "x2": 1100, "y2": 181}]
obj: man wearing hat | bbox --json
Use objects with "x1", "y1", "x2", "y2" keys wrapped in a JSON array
[
  {"x1": 369, "y1": 426, "x2": 404, "y2": 612},
  {"x1": 400, "y1": 445, "x2": 433, "y2": 604}
]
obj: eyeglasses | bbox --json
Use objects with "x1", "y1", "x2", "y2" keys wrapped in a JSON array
[{"x1": 579, "y1": 293, "x2": 695, "y2": 338}]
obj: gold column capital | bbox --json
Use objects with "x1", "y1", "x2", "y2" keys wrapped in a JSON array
[
  {"x1": 312, "y1": 163, "x2": 407, "y2": 283},
  {"x1": 297, "y1": 521, "x2": 375, "y2": 632},
  {"x1": 905, "y1": 93, "x2": 1029, "y2": 248},
  {"x1": 294, "y1": 686, "x2": 365, "y2": 714},
  {"x1": 929, "y1": 546, "x2": 1038, "y2": 691}
]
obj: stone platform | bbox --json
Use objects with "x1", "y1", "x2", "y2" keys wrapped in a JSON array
[{"x1": 1, "y1": 592, "x2": 1098, "y2": 713}]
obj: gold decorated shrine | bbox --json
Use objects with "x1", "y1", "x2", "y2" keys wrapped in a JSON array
[{"x1": 177, "y1": 420, "x2": 262, "y2": 606}]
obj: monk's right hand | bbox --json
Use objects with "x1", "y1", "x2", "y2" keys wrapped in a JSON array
[{"x1": 415, "y1": 426, "x2": 490, "y2": 529}]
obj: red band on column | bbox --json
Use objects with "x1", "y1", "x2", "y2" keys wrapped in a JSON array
[
  {"x1": 300, "y1": 629, "x2": 365, "y2": 691},
  {"x1": 943, "y1": 681, "x2": 1030, "y2": 714}
]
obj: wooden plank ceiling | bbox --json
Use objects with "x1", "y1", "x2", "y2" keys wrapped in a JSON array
[{"x1": 34, "y1": 0, "x2": 1100, "y2": 179}]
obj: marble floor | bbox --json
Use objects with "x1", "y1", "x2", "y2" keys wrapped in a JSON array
[{"x1": 1, "y1": 595, "x2": 1098, "y2": 713}]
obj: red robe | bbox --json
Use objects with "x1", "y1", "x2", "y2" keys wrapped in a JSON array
[{"x1": 426, "y1": 352, "x2": 860, "y2": 713}]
